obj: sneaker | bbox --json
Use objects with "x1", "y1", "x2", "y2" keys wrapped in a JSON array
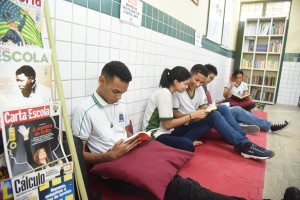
[
  {"x1": 241, "y1": 142, "x2": 275, "y2": 160},
  {"x1": 270, "y1": 120, "x2": 291, "y2": 133},
  {"x1": 240, "y1": 124, "x2": 260, "y2": 134}
]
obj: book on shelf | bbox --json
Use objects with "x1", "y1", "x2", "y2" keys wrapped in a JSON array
[
  {"x1": 244, "y1": 38, "x2": 255, "y2": 52},
  {"x1": 269, "y1": 40, "x2": 282, "y2": 52},
  {"x1": 242, "y1": 58, "x2": 252, "y2": 68},
  {"x1": 256, "y1": 43, "x2": 268, "y2": 52},
  {"x1": 252, "y1": 76, "x2": 264, "y2": 85},
  {"x1": 245, "y1": 23, "x2": 257, "y2": 35},
  {"x1": 251, "y1": 88, "x2": 261, "y2": 100},
  {"x1": 254, "y1": 59, "x2": 266, "y2": 69},
  {"x1": 231, "y1": 94, "x2": 251, "y2": 101},
  {"x1": 262, "y1": 92, "x2": 274, "y2": 102},
  {"x1": 258, "y1": 22, "x2": 270, "y2": 35},
  {"x1": 264, "y1": 76, "x2": 276, "y2": 86},
  {"x1": 123, "y1": 129, "x2": 159, "y2": 143},
  {"x1": 267, "y1": 60, "x2": 279, "y2": 70},
  {"x1": 271, "y1": 22, "x2": 284, "y2": 35}
]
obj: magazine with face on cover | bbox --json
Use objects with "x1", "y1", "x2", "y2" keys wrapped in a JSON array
[{"x1": 0, "y1": 102, "x2": 69, "y2": 177}]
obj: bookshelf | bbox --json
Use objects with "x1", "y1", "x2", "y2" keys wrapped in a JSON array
[{"x1": 240, "y1": 17, "x2": 287, "y2": 104}]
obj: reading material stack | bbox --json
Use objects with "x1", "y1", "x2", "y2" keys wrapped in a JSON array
[{"x1": 240, "y1": 17, "x2": 287, "y2": 104}]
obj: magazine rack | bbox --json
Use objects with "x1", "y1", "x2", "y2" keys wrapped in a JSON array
[{"x1": 43, "y1": 0, "x2": 88, "y2": 199}]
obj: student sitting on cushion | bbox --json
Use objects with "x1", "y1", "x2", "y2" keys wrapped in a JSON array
[
  {"x1": 142, "y1": 66, "x2": 211, "y2": 152},
  {"x1": 205, "y1": 64, "x2": 291, "y2": 134},
  {"x1": 223, "y1": 70, "x2": 255, "y2": 112},
  {"x1": 72, "y1": 61, "x2": 245, "y2": 200},
  {"x1": 172, "y1": 64, "x2": 274, "y2": 160}
]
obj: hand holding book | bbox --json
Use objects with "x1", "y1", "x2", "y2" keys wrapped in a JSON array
[{"x1": 123, "y1": 129, "x2": 158, "y2": 143}]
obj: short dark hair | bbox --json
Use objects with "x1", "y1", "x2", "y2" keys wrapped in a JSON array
[
  {"x1": 191, "y1": 64, "x2": 209, "y2": 77},
  {"x1": 159, "y1": 66, "x2": 190, "y2": 88},
  {"x1": 16, "y1": 65, "x2": 36, "y2": 79},
  {"x1": 232, "y1": 69, "x2": 243, "y2": 77},
  {"x1": 101, "y1": 61, "x2": 132, "y2": 83},
  {"x1": 205, "y1": 64, "x2": 218, "y2": 76}
]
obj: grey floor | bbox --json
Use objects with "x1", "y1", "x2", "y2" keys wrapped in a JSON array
[{"x1": 262, "y1": 104, "x2": 300, "y2": 200}]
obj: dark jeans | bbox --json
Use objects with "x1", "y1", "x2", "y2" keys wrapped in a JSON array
[
  {"x1": 105, "y1": 175, "x2": 246, "y2": 200},
  {"x1": 156, "y1": 105, "x2": 250, "y2": 151}
]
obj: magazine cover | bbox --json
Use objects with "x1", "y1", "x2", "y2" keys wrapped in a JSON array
[
  {"x1": 0, "y1": 102, "x2": 69, "y2": 177},
  {"x1": 0, "y1": 0, "x2": 44, "y2": 48},
  {"x1": 0, "y1": 46, "x2": 52, "y2": 109},
  {"x1": 0, "y1": 162, "x2": 73, "y2": 200},
  {"x1": 38, "y1": 173, "x2": 74, "y2": 200}
]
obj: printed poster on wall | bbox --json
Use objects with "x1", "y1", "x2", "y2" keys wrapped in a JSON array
[
  {"x1": 0, "y1": 162, "x2": 73, "y2": 200},
  {"x1": 120, "y1": 0, "x2": 143, "y2": 26},
  {"x1": 221, "y1": 0, "x2": 234, "y2": 49},
  {"x1": 0, "y1": 102, "x2": 69, "y2": 177},
  {"x1": 0, "y1": 0, "x2": 44, "y2": 48},
  {"x1": 195, "y1": 30, "x2": 203, "y2": 48},
  {"x1": 0, "y1": 46, "x2": 52, "y2": 109},
  {"x1": 206, "y1": 0, "x2": 225, "y2": 44}
]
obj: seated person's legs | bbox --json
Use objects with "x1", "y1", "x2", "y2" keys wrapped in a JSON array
[{"x1": 156, "y1": 133, "x2": 195, "y2": 152}]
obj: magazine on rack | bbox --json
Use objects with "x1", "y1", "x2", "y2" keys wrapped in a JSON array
[
  {"x1": 0, "y1": 0, "x2": 44, "y2": 48},
  {"x1": 0, "y1": 102, "x2": 69, "y2": 177},
  {"x1": 0, "y1": 162, "x2": 73, "y2": 200},
  {"x1": 0, "y1": 46, "x2": 52, "y2": 109}
]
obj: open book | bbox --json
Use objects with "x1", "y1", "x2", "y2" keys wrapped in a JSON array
[
  {"x1": 231, "y1": 94, "x2": 250, "y2": 101},
  {"x1": 206, "y1": 102, "x2": 217, "y2": 111},
  {"x1": 123, "y1": 129, "x2": 159, "y2": 143}
]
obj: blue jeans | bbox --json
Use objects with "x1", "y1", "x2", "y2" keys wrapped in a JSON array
[
  {"x1": 156, "y1": 105, "x2": 250, "y2": 152},
  {"x1": 229, "y1": 106, "x2": 271, "y2": 131}
]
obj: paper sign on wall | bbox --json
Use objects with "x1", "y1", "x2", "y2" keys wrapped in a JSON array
[
  {"x1": 195, "y1": 31, "x2": 202, "y2": 48},
  {"x1": 120, "y1": 0, "x2": 143, "y2": 26}
]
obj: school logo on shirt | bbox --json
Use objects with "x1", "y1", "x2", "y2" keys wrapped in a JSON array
[
  {"x1": 119, "y1": 112, "x2": 124, "y2": 122},
  {"x1": 238, "y1": 91, "x2": 241, "y2": 95}
]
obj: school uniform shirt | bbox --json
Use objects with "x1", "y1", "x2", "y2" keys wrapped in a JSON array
[
  {"x1": 142, "y1": 88, "x2": 174, "y2": 138},
  {"x1": 72, "y1": 92, "x2": 130, "y2": 154},
  {"x1": 172, "y1": 87, "x2": 208, "y2": 114},
  {"x1": 225, "y1": 81, "x2": 248, "y2": 97}
]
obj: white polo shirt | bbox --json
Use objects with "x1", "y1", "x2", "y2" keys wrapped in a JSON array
[
  {"x1": 142, "y1": 88, "x2": 174, "y2": 138},
  {"x1": 172, "y1": 87, "x2": 208, "y2": 114},
  {"x1": 225, "y1": 81, "x2": 248, "y2": 97},
  {"x1": 72, "y1": 92, "x2": 130, "y2": 154}
]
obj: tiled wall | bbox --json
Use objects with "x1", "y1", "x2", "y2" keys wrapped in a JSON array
[
  {"x1": 277, "y1": 53, "x2": 300, "y2": 106},
  {"x1": 45, "y1": 0, "x2": 234, "y2": 132}
]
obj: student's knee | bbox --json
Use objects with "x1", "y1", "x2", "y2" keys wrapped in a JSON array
[{"x1": 180, "y1": 139, "x2": 195, "y2": 152}]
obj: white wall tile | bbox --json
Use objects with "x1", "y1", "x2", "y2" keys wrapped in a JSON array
[
  {"x1": 72, "y1": 62, "x2": 86, "y2": 79},
  {"x1": 99, "y1": 30, "x2": 111, "y2": 47},
  {"x1": 120, "y1": 35, "x2": 129, "y2": 50},
  {"x1": 111, "y1": 17, "x2": 121, "y2": 33},
  {"x1": 56, "y1": 0, "x2": 72, "y2": 22},
  {"x1": 86, "y1": 27, "x2": 99, "y2": 45},
  {"x1": 56, "y1": 41, "x2": 71, "y2": 61},
  {"x1": 56, "y1": 20, "x2": 72, "y2": 42},
  {"x1": 62, "y1": 80, "x2": 72, "y2": 98},
  {"x1": 99, "y1": 13, "x2": 111, "y2": 31},
  {"x1": 72, "y1": 24, "x2": 86, "y2": 43},
  {"x1": 71, "y1": 97, "x2": 86, "y2": 115},
  {"x1": 72, "y1": 80, "x2": 86, "y2": 97},
  {"x1": 72, "y1": 43, "x2": 86, "y2": 61},
  {"x1": 111, "y1": 33, "x2": 121, "y2": 48},
  {"x1": 59, "y1": 61, "x2": 71, "y2": 80},
  {"x1": 86, "y1": 79, "x2": 98, "y2": 96},
  {"x1": 86, "y1": 63, "x2": 99, "y2": 79},
  {"x1": 73, "y1": 4, "x2": 87, "y2": 25},
  {"x1": 86, "y1": 45, "x2": 99, "y2": 62},
  {"x1": 87, "y1": 9, "x2": 100, "y2": 28},
  {"x1": 110, "y1": 48, "x2": 120, "y2": 61},
  {"x1": 98, "y1": 47, "x2": 110, "y2": 63},
  {"x1": 120, "y1": 22, "x2": 130, "y2": 35}
]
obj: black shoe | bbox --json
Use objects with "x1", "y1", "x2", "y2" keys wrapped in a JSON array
[
  {"x1": 270, "y1": 120, "x2": 291, "y2": 133},
  {"x1": 241, "y1": 142, "x2": 275, "y2": 160}
]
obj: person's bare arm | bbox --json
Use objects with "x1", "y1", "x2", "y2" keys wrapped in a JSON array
[
  {"x1": 223, "y1": 82, "x2": 236, "y2": 98},
  {"x1": 82, "y1": 137, "x2": 140, "y2": 165},
  {"x1": 173, "y1": 110, "x2": 188, "y2": 119},
  {"x1": 162, "y1": 109, "x2": 211, "y2": 130}
]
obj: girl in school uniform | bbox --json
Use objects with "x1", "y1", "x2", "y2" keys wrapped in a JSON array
[
  {"x1": 142, "y1": 66, "x2": 210, "y2": 152},
  {"x1": 223, "y1": 70, "x2": 255, "y2": 111}
]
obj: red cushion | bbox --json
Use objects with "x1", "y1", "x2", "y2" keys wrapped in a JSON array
[{"x1": 89, "y1": 140, "x2": 194, "y2": 200}]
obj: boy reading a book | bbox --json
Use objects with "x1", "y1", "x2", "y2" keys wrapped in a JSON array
[
  {"x1": 72, "y1": 61, "x2": 245, "y2": 200},
  {"x1": 172, "y1": 64, "x2": 274, "y2": 160}
]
